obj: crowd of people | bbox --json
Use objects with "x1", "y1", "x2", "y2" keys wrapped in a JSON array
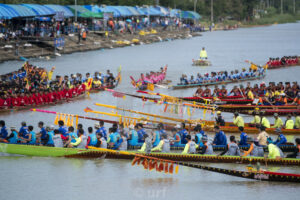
[
  {"x1": 193, "y1": 81, "x2": 300, "y2": 104},
  {"x1": 267, "y1": 56, "x2": 299, "y2": 67},
  {"x1": 135, "y1": 66, "x2": 167, "y2": 85},
  {"x1": 0, "y1": 62, "x2": 117, "y2": 109},
  {"x1": 1, "y1": 117, "x2": 299, "y2": 159},
  {"x1": 179, "y1": 67, "x2": 265, "y2": 85}
]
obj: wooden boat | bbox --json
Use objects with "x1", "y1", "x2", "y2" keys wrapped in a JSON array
[
  {"x1": 267, "y1": 56, "x2": 300, "y2": 69},
  {"x1": 89, "y1": 84, "x2": 118, "y2": 93},
  {"x1": 192, "y1": 59, "x2": 211, "y2": 66},
  {"x1": 1, "y1": 143, "x2": 300, "y2": 166},
  {"x1": 173, "y1": 74, "x2": 266, "y2": 90},
  {"x1": 217, "y1": 104, "x2": 299, "y2": 114}
]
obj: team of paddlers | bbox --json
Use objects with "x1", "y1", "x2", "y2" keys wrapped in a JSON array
[
  {"x1": 132, "y1": 66, "x2": 167, "y2": 88},
  {"x1": 267, "y1": 56, "x2": 299, "y2": 67},
  {"x1": 193, "y1": 81, "x2": 300, "y2": 104},
  {"x1": 179, "y1": 67, "x2": 265, "y2": 85},
  {"x1": 0, "y1": 62, "x2": 116, "y2": 109},
  {"x1": 0, "y1": 116, "x2": 299, "y2": 159}
]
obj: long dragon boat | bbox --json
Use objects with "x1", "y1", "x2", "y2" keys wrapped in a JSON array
[
  {"x1": 192, "y1": 59, "x2": 211, "y2": 66},
  {"x1": 1, "y1": 143, "x2": 300, "y2": 166},
  {"x1": 172, "y1": 74, "x2": 266, "y2": 90},
  {"x1": 267, "y1": 56, "x2": 300, "y2": 69}
]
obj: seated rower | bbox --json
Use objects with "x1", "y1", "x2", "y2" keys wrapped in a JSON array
[
  {"x1": 194, "y1": 124, "x2": 206, "y2": 146},
  {"x1": 182, "y1": 135, "x2": 198, "y2": 154},
  {"x1": 95, "y1": 133, "x2": 107, "y2": 149},
  {"x1": 36, "y1": 121, "x2": 48, "y2": 145},
  {"x1": 0, "y1": 120, "x2": 9, "y2": 143},
  {"x1": 219, "y1": 136, "x2": 240, "y2": 156},
  {"x1": 68, "y1": 129, "x2": 87, "y2": 149},
  {"x1": 128, "y1": 124, "x2": 141, "y2": 146},
  {"x1": 152, "y1": 124, "x2": 161, "y2": 147},
  {"x1": 238, "y1": 127, "x2": 248, "y2": 146},
  {"x1": 257, "y1": 125, "x2": 269, "y2": 146},
  {"x1": 273, "y1": 128, "x2": 287, "y2": 146},
  {"x1": 176, "y1": 123, "x2": 188, "y2": 144},
  {"x1": 171, "y1": 127, "x2": 182, "y2": 147},
  {"x1": 151, "y1": 134, "x2": 170, "y2": 153},
  {"x1": 27, "y1": 125, "x2": 36, "y2": 145},
  {"x1": 213, "y1": 125, "x2": 227, "y2": 145},
  {"x1": 138, "y1": 134, "x2": 153, "y2": 154},
  {"x1": 199, "y1": 136, "x2": 214, "y2": 155},
  {"x1": 58, "y1": 120, "x2": 68, "y2": 137},
  {"x1": 284, "y1": 114, "x2": 294, "y2": 129},
  {"x1": 136, "y1": 123, "x2": 146, "y2": 143},
  {"x1": 295, "y1": 114, "x2": 300, "y2": 129},
  {"x1": 271, "y1": 113, "x2": 283, "y2": 128},
  {"x1": 286, "y1": 138, "x2": 300, "y2": 158},
  {"x1": 242, "y1": 137, "x2": 264, "y2": 157},
  {"x1": 107, "y1": 127, "x2": 120, "y2": 148},
  {"x1": 199, "y1": 47, "x2": 207, "y2": 59},
  {"x1": 266, "y1": 137, "x2": 284, "y2": 159},
  {"x1": 53, "y1": 129, "x2": 64, "y2": 148},
  {"x1": 249, "y1": 111, "x2": 260, "y2": 127},
  {"x1": 87, "y1": 127, "x2": 97, "y2": 147},
  {"x1": 215, "y1": 111, "x2": 225, "y2": 126},
  {"x1": 233, "y1": 112, "x2": 244, "y2": 128},
  {"x1": 43, "y1": 126, "x2": 54, "y2": 146},
  {"x1": 96, "y1": 121, "x2": 107, "y2": 140},
  {"x1": 114, "y1": 131, "x2": 127, "y2": 150},
  {"x1": 194, "y1": 86, "x2": 203, "y2": 97},
  {"x1": 260, "y1": 111, "x2": 270, "y2": 128}
]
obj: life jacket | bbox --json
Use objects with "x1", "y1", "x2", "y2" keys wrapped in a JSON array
[
  {"x1": 128, "y1": 130, "x2": 138, "y2": 146},
  {"x1": 100, "y1": 137, "x2": 107, "y2": 149},
  {"x1": 28, "y1": 131, "x2": 36, "y2": 145},
  {"x1": 162, "y1": 139, "x2": 170, "y2": 153},
  {"x1": 47, "y1": 131, "x2": 54, "y2": 145},
  {"x1": 77, "y1": 135, "x2": 88, "y2": 149},
  {"x1": 173, "y1": 133, "x2": 181, "y2": 146},
  {"x1": 89, "y1": 133, "x2": 97, "y2": 146},
  {"x1": 188, "y1": 141, "x2": 196, "y2": 154},
  {"x1": 153, "y1": 130, "x2": 160, "y2": 147},
  {"x1": 119, "y1": 136, "x2": 127, "y2": 150},
  {"x1": 227, "y1": 142, "x2": 240, "y2": 156},
  {"x1": 195, "y1": 133, "x2": 203, "y2": 145}
]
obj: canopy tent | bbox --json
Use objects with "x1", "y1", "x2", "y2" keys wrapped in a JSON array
[
  {"x1": 137, "y1": 7, "x2": 163, "y2": 16},
  {"x1": 67, "y1": 5, "x2": 103, "y2": 18},
  {"x1": 125, "y1": 6, "x2": 142, "y2": 16},
  {"x1": 22, "y1": 4, "x2": 55, "y2": 16},
  {"x1": 113, "y1": 6, "x2": 133, "y2": 17},
  {"x1": 180, "y1": 11, "x2": 201, "y2": 20},
  {"x1": 44, "y1": 4, "x2": 74, "y2": 18},
  {"x1": 153, "y1": 6, "x2": 169, "y2": 16},
  {"x1": 0, "y1": 4, "x2": 38, "y2": 19},
  {"x1": 98, "y1": 6, "x2": 121, "y2": 18}
]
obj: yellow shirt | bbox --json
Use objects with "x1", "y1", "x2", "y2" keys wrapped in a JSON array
[
  {"x1": 47, "y1": 71, "x2": 53, "y2": 81},
  {"x1": 200, "y1": 50, "x2": 207, "y2": 58},
  {"x1": 247, "y1": 90, "x2": 254, "y2": 100},
  {"x1": 271, "y1": 118, "x2": 283, "y2": 128},
  {"x1": 268, "y1": 144, "x2": 281, "y2": 159},
  {"x1": 261, "y1": 117, "x2": 270, "y2": 128},
  {"x1": 295, "y1": 116, "x2": 300, "y2": 129},
  {"x1": 250, "y1": 115, "x2": 261, "y2": 124},
  {"x1": 93, "y1": 80, "x2": 102, "y2": 86},
  {"x1": 233, "y1": 116, "x2": 244, "y2": 127},
  {"x1": 285, "y1": 119, "x2": 294, "y2": 129}
]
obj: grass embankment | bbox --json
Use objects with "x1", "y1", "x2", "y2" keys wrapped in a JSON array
[{"x1": 243, "y1": 14, "x2": 300, "y2": 26}]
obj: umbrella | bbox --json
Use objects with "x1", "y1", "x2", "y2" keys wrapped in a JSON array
[{"x1": 126, "y1": 19, "x2": 132, "y2": 23}]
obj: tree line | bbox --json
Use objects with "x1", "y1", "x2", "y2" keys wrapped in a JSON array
[{"x1": 0, "y1": 0, "x2": 299, "y2": 21}]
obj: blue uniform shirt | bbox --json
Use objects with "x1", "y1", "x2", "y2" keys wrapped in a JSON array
[
  {"x1": 59, "y1": 126, "x2": 68, "y2": 137},
  {"x1": 96, "y1": 127, "x2": 107, "y2": 140},
  {"x1": 40, "y1": 127, "x2": 47, "y2": 139},
  {"x1": 0, "y1": 126, "x2": 8, "y2": 139},
  {"x1": 19, "y1": 126, "x2": 29, "y2": 137},
  {"x1": 213, "y1": 131, "x2": 227, "y2": 145},
  {"x1": 239, "y1": 132, "x2": 248, "y2": 146},
  {"x1": 178, "y1": 129, "x2": 188, "y2": 144},
  {"x1": 274, "y1": 134, "x2": 287, "y2": 146},
  {"x1": 137, "y1": 128, "x2": 146, "y2": 143}
]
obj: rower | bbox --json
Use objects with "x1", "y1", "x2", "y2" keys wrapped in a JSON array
[
  {"x1": 107, "y1": 127, "x2": 120, "y2": 148},
  {"x1": 138, "y1": 134, "x2": 153, "y2": 154},
  {"x1": 220, "y1": 85, "x2": 227, "y2": 97},
  {"x1": 27, "y1": 125, "x2": 36, "y2": 145},
  {"x1": 68, "y1": 128, "x2": 88, "y2": 149},
  {"x1": 219, "y1": 136, "x2": 240, "y2": 156},
  {"x1": 171, "y1": 127, "x2": 182, "y2": 147},
  {"x1": 266, "y1": 137, "x2": 284, "y2": 159},
  {"x1": 194, "y1": 86, "x2": 203, "y2": 97},
  {"x1": 87, "y1": 127, "x2": 97, "y2": 147},
  {"x1": 199, "y1": 136, "x2": 214, "y2": 155},
  {"x1": 182, "y1": 135, "x2": 198, "y2": 154},
  {"x1": 284, "y1": 114, "x2": 294, "y2": 129},
  {"x1": 37, "y1": 121, "x2": 47, "y2": 145},
  {"x1": 199, "y1": 47, "x2": 207, "y2": 59},
  {"x1": 95, "y1": 133, "x2": 107, "y2": 149},
  {"x1": 295, "y1": 114, "x2": 300, "y2": 129},
  {"x1": 242, "y1": 137, "x2": 264, "y2": 157},
  {"x1": 246, "y1": 87, "x2": 254, "y2": 100},
  {"x1": 233, "y1": 112, "x2": 244, "y2": 128},
  {"x1": 260, "y1": 111, "x2": 270, "y2": 128},
  {"x1": 136, "y1": 123, "x2": 146, "y2": 143},
  {"x1": 215, "y1": 111, "x2": 225, "y2": 126},
  {"x1": 77, "y1": 124, "x2": 85, "y2": 136},
  {"x1": 250, "y1": 111, "x2": 260, "y2": 127},
  {"x1": 0, "y1": 120, "x2": 9, "y2": 143},
  {"x1": 151, "y1": 134, "x2": 170, "y2": 153},
  {"x1": 176, "y1": 123, "x2": 188, "y2": 144},
  {"x1": 274, "y1": 128, "x2": 287, "y2": 146},
  {"x1": 96, "y1": 120, "x2": 107, "y2": 140},
  {"x1": 152, "y1": 124, "x2": 161, "y2": 147},
  {"x1": 18, "y1": 121, "x2": 29, "y2": 140},
  {"x1": 271, "y1": 113, "x2": 283, "y2": 128},
  {"x1": 257, "y1": 125, "x2": 269, "y2": 146},
  {"x1": 286, "y1": 138, "x2": 300, "y2": 158},
  {"x1": 194, "y1": 124, "x2": 206, "y2": 146},
  {"x1": 114, "y1": 131, "x2": 128, "y2": 150},
  {"x1": 58, "y1": 120, "x2": 68, "y2": 137},
  {"x1": 53, "y1": 129, "x2": 64, "y2": 148},
  {"x1": 7, "y1": 127, "x2": 18, "y2": 144},
  {"x1": 202, "y1": 85, "x2": 211, "y2": 97},
  {"x1": 213, "y1": 125, "x2": 227, "y2": 145},
  {"x1": 128, "y1": 124, "x2": 140, "y2": 146},
  {"x1": 238, "y1": 127, "x2": 248, "y2": 146},
  {"x1": 44, "y1": 126, "x2": 54, "y2": 146}
]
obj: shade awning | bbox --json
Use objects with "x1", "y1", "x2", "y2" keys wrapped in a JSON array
[
  {"x1": 0, "y1": 4, "x2": 37, "y2": 19},
  {"x1": 0, "y1": 4, "x2": 18, "y2": 19},
  {"x1": 44, "y1": 4, "x2": 74, "y2": 17},
  {"x1": 67, "y1": 5, "x2": 103, "y2": 18},
  {"x1": 180, "y1": 11, "x2": 201, "y2": 20},
  {"x1": 22, "y1": 4, "x2": 55, "y2": 16}
]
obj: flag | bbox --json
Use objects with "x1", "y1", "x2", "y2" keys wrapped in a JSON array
[{"x1": 116, "y1": 65, "x2": 122, "y2": 84}]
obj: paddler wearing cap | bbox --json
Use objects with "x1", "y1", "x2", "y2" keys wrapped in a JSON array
[
  {"x1": 233, "y1": 112, "x2": 244, "y2": 128},
  {"x1": 182, "y1": 135, "x2": 198, "y2": 154},
  {"x1": 271, "y1": 113, "x2": 283, "y2": 128},
  {"x1": 215, "y1": 111, "x2": 225, "y2": 126},
  {"x1": 284, "y1": 114, "x2": 294, "y2": 129},
  {"x1": 273, "y1": 128, "x2": 287, "y2": 146},
  {"x1": 199, "y1": 47, "x2": 207, "y2": 59}
]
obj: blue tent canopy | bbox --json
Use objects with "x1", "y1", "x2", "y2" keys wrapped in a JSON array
[
  {"x1": 44, "y1": 5, "x2": 74, "y2": 17},
  {"x1": 169, "y1": 9, "x2": 181, "y2": 18},
  {"x1": 98, "y1": 6, "x2": 121, "y2": 17},
  {"x1": 113, "y1": 6, "x2": 132, "y2": 17},
  {"x1": 22, "y1": 4, "x2": 55, "y2": 16},
  {"x1": 0, "y1": 4, "x2": 37, "y2": 19},
  {"x1": 0, "y1": 4, "x2": 18, "y2": 19},
  {"x1": 137, "y1": 7, "x2": 163, "y2": 16},
  {"x1": 180, "y1": 11, "x2": 201, "y2": 20},
  {"x1": 125, "y1": 6, "x2": 142, "y2": 16},
  {"x1": 153, "y1": 6, "x2": 169, "y2": 16},
  {"x1": 84, "y1": 5, "x2": 101, "y2": 13}
]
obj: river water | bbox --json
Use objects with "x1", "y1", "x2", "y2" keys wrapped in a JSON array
[{"x1": 0, "y1": 23, "x2": 300, "y2": 199}]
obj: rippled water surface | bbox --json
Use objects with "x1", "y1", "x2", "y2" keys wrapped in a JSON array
[{"x1": 0, "y1": 23, "x2": 300, "y2": 200}]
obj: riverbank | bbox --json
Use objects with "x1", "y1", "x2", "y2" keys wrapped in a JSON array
[{"x1": 0, "y1": 28, "x2": 200, "y2": 63}]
